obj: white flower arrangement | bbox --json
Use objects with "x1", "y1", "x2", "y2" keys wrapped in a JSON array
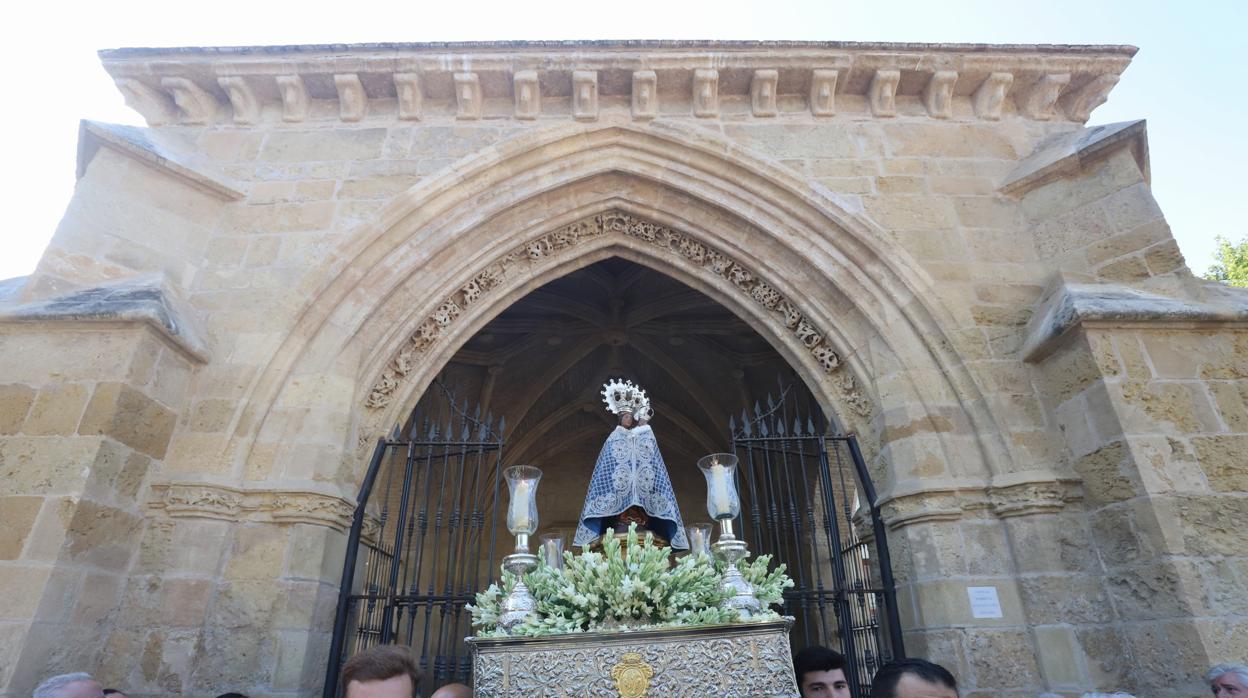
[{"x1": 467, "y1": 523, "x2": 795, "y2": 637}]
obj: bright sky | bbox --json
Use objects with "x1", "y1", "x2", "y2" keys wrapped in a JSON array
[{"x1": 1, "y1": 0, "x2": 1243, "y2": 282}]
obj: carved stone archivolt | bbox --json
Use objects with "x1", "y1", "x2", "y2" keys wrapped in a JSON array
[
  {"x1": 468, "y1": 620, "x2": 799, "y2": 697},
  {"x1": 149, "y1": 482, "x2": 355, "y2": 531},
  {"x1": 365, "y1": 210, "x2": 872, "y2": 417}
]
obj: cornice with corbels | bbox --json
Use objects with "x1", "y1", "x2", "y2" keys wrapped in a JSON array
[{"x1": 100, "y1": 41, "x2": 1133, "y2": 127}]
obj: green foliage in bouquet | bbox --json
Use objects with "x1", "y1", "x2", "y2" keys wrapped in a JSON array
[
  {"x1": 467, "y1": 523, "x2": 794, "y2": 637},
  {"x1": 725, "y1": 553, "x2": 795, "y2": 608}
]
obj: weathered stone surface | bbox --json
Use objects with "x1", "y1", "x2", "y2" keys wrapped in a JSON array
[
  {"x1": 966, "y1": 629, "x2": 1042, "y2": 689},
  {"x1": 64, "y1": 499, "x2": 144, "y2": 571},
  {"x1": 1192, "y1": 434, "x2": 1248, "y2": 491},
  {"x1": 0, "y1": 384, "x2": 35, "y2": 434},
  {"x1": 0, "y1": 496, "x2": 42, "y2": 559},
  {"x1": 79, "y1": 382, "x2": 176, "y2": 458},
  {"x1": 22, "y1": 383, "x2": 89, "y2": 435}
]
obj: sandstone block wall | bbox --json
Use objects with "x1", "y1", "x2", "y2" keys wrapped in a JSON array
[{"x1": 0, "y1": 42, "x2": 1243, "y2": 697}]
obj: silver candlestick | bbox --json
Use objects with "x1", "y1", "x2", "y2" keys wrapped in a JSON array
[
  {"x1": 499, "y1": 533, "x2": 540, "y2": 631},
  {"x1": 713, "y1": 517, "x2": 761, "y2": 618},
  {"x1": 499, "y1": 465, "x2": 542, "y2": 632},
  {"x1": 698, "y1": 453, "x2": 760, "y2": 618}
]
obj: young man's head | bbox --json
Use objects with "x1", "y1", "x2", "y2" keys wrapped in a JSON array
[
  {"x1": 342, "y1": 645, "x2": 421, "y2": 698},
  {"x1": 870, "y1": 659, "x2": 958, "y2": 698},
  {"x1": 793, "y1": 646, "x2": 850, "y2": 698}
]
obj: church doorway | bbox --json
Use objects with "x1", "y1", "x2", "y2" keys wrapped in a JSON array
[{"x1": 325, "y1": 258, "x2": 902, "y2": 696}]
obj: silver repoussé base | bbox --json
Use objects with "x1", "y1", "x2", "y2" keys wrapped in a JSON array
[
  {"x1": 499, "y1": 534, "x2": 539, "y2": 632},
  {"x1": 468, "y1": 618, "x2": 799, "y2": 697},
  {"x1": 714, "y1": 518, "x2": 761, "y2": 618}
]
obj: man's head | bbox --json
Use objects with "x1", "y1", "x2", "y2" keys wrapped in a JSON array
[
  {"x1": 33, "y1": 674, "x2": 104, "y2": 698},
  {"x1": 102, "y1": 691, "x2": 127, "y2": 698},
  {"x1": 342, "y1": 645, "x2": 421, "y2": 698},
  {"x1": 1209, "y1": 664, "x2": 1248, "y2": 697},
  {"x1": 429, "y1": 683, "x2": 472, "y2": 698},
  {"x1": 793, "y1": 646, "x2": 850, "y2": 698},
  {"x1": 870, "y1": 659, "x2": 958, "y2": 698}
]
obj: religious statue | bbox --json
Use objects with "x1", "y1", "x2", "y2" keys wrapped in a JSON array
[{"x1": 574, "y1": 380, "x2": 689, "y2": 550}]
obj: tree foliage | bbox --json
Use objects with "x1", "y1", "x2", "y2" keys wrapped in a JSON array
[{"x1": 1204, "y1": 236, "x2": 1248, "y2": 287}]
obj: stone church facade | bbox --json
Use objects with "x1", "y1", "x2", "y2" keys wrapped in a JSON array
[{"x1": 0, "y1": 41, "x2": 1244, "y2": 696}]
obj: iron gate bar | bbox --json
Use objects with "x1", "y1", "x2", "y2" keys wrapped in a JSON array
[
  {"x1": 846, "y1": 435, "x2": 906, "y2": 657},
  {"x1": 815, "y1": 436, "x2": 863, "y2": 695},
  {"x1": 325, "y1": 382, "x2": 506, "y2": 698},
  {"x1": 325, "y1": 435, "x2": 390, "y2": 695},
  {"x1": 731, "y1": 385, "x2": 904, "y2": 698}
]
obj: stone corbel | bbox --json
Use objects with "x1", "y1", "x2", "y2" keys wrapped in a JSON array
[
  {"x1": 810, "y1": 69, "x2": 838, "y2": 116},
  {"x1": 573, "y1": 70, "x2": 598, "y2": 121},
  {"x1": 868, "y1": 69, "x2": 900, "y2": 117},
  {"x1": 455, "y1": 72, "x2": 482, "y2": 120},
  {"x1": 160, "y1": 77, "x2": 218, "y2": 125},
  {"x1": 693, "y1": 69, "x2": 719, "y2": 118},
  {"x1": 923, "y1": 70, "x2": 958, "y2": 119},
  {"x1": 334, "y1": 73, "x2": 367, "y2": 122},
  {"x1": 514, "y1": 70, "x2": 540, "y2": 120},
  {"x1": 1061, "y1": 73, "x2": 1119, "y2": 122},
  {"x1": 217, "y1": 76, "x2": 260, "y2": 125},
  {"x1": 275, "y1": 75, "x2": 309, "y2": 122},
  {"x1": 1019, "y1": 73, "x2": 1070, "y2": 120},
  {"x1": 114, "y1": 78, "x2": 179, "y2": 127},
  {"x1": 394, "y1": 72, "x2": 423, "y2": 120},
  {"x1": 632, "y1": 70, "x2": 658, "y2": 120},
  {"x1": 750, "y1": 69, "x2": 779, "y2": 117},
  {"x1": 972, "y1": 72, "x2": 1014, "y2": 120}
]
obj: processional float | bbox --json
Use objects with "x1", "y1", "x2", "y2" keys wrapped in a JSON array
[{"x1": 464, "y1": 380, "x2": 800, "y2": 697}]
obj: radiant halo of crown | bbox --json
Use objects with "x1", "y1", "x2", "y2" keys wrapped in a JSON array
[
  {"x1": 635, "y1": 399, "x2": 654, "y2": 421},
  {"x1": 602, "y1": 379, "x2": 649, "y2": 415}
]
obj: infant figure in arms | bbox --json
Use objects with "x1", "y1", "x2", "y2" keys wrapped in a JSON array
[{"x1": 574, "y1": 380, "x2": 689, "y2": 550}]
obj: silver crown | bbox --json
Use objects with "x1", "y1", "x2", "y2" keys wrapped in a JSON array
[{"x1": 602, "y1": 379, "x2": 648, "y2": 415}]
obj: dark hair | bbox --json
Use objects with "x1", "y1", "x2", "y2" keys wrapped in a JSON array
[
  {"x1": 342, "y1": 645, "x2": 421, "y2": 693},
  {"x1": 215, "y1": 694, "x2": 249, "y2": 698},
  {"x1": 870, "y1": 659, "x2": 957, "y2": 698},
  {"x1": 793, "y1": 646, "x2": 847, "y2": 687}
]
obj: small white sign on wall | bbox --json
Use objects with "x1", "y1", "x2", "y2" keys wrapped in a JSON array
[{"x1": 967, "y1": 586, "x2": 1004, "y2": 619}]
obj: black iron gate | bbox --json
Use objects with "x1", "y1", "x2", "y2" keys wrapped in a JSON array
[
  {"x1": 731, "y1": 388, "x2": 905, "y2": 696},
  {"x1": 324, "y1": 383, "x2": 506, "y2": 697}
]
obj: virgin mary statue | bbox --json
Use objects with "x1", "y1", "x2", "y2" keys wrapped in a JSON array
[{"x1": 574, "y1": 380, "x2": 689, "y2": 550}]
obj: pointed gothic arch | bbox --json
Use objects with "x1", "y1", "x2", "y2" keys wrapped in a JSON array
[{"x1": 225, "y1": 121, "x2": 1015, "y2": 500}]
